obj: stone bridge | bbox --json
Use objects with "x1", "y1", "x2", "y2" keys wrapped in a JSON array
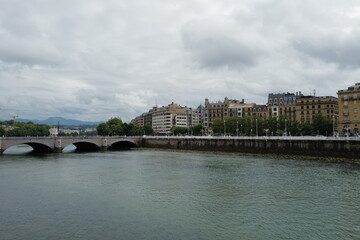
[{"x1": 0, "y1": 136, "x2": 142, "y2": 154}]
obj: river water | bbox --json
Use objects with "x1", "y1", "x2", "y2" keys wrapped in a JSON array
[{"x1": 0, "y1": 145, "x2": 359, "y2": 240}]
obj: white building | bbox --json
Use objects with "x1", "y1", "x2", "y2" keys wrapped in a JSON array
[{"x1": 151, "y1": 103, "x2": 188, "y2": 135}]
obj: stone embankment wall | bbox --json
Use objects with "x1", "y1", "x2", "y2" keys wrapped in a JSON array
[{"x1": 142, "y1": 137, "x2": 360, "y2": 158}]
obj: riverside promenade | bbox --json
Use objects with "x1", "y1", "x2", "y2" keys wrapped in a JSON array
[
  {"x1": 1, "y1": 135, "x2": 360, "y2": 159},
  {"x1": 141, "y1": 135, "x2": 360, "y2": 159}
]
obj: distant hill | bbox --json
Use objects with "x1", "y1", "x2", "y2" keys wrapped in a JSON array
[{"x1": 5, "y1": 117, "x2": 102, "y2": 126}]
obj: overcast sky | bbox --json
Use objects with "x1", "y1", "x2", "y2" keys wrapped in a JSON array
[{"x1": 1, "y1": 0, "x2": 360, "y2": 122}]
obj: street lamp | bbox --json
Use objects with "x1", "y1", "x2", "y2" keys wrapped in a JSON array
[
  {"x1": 236, "y1": 120, "x2": 239, "y2": 137},
  {"x1": 332, "y1": 115, "x2": 338, "y2": 137},
  {"x1": 224, "y1": 119, "x2": 226, "y2": 137},
  {"x1": 255, "y1": 118, "x2": 258, "y2": 137},
  {"x1": 285, "y1": 119, "x2": 287, "y2": 136}
]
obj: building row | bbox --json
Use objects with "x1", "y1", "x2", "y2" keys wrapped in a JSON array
[{"x1": 131, "y1": 83, "x2": 360, "y2": 136}]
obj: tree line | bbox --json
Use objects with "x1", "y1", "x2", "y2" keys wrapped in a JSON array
[
  {"x1": 0, "y1": 121, "x2": 51, "y2": 137},
  {"x1": 96, "y1": 118, "x2": 153, "y2": 136},
  {"x1": 210, "y1": 114, "x2": 333, "y2": 136}
]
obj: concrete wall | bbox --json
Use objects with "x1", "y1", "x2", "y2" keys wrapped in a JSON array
[{"x1": 142, "y1": 137, "x2": 360, "y2": 158}]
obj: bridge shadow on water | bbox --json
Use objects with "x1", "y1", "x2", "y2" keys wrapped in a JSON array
[
  {"x1": 108, "y1": 141, "x2": 138, "y2": 151},
  {"x1": 65, "y1": 141, "x2": 138, "y2": 153}
]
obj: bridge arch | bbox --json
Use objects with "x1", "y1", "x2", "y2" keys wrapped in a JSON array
[
  {"x1": 69, "y1": 141, "x2": 101, "y2": 152},
  {"x1": 109, "y1": 140, "x2": 138, "y2": 150},
  {"x1": 3, "y1": 142, "x2": 54, "y2": 153}
]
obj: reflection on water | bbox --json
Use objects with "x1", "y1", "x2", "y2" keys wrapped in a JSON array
[
  {"x1": 0, "y1": 146, "x2": 359, "y2": 240},
  {"x1": 3, "y1": 144, "x2": 34, "y2": 154}
]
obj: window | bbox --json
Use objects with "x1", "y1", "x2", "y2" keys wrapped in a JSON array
[
  {"x1": 355, "y1": 108, "x2": 358, "y2": 113},
  {"x1": 344, "y1": 101, "x2": 348, "y2": 106},
  {"x1": 353, "y1": 94, "x2": 358, "y2": 99},
  {"x1": 355, "y1": 115, "x2": 359, "y2": 121},
  {"x1": 344, "y1": 95, "x2": 348, "y2": 100}
]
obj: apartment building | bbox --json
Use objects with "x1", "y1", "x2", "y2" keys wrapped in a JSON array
[
  {"x1": 295, "y1": 96, "x2": 338, "y2": 124},
  {"x1": 242, "y1": 104, "x2": 268, "y2": 119},
  {"x1": 131, "y1": 114, "x2": 145, "y2": 128},
  {"x1": 267, "y1": 92, "x2": 302, "y2": 120},
  {"x1": 151, "y1": 103, "x2": 188, "y2": 135},
  {"x1": 188, "y1": 106, "x2": 203, "y2": 127},
  {"x1": 337, "y1": 83, "x2": 360, "y2": 135},
  {"x1": 204, "y1": 97, "x2": 244, "y2": 128}
]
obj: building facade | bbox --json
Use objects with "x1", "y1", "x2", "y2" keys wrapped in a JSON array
[
  {"x1": 267, "y1": 92, "x2": 302, "y2": 107},
  {"x1": 204, "y1": 97, "x2": 244, "y2": 128},
  {"x1": 295, "y1": 96, "x2": 338, "y2": 124},
  {"x1": 337, "y1": 83, "x2": 360, "y2": 135},
  {"x1": 151, "y1": 103, "x2": 188, "y2": 135}
]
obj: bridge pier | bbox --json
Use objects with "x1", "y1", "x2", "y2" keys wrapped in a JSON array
[
  {"x1": 54, "y1": 147, "x2": 63, "y2": 153},
  {"x1": 0, "y1": 149, "x2": 3, "y2": 155},
  {"x1": 101, "y1": 139, "x2": 108, "y2": 151}
]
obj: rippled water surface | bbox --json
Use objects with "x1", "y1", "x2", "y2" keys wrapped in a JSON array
[{"x1": 0, "y1": 146, "x2": 359, "y2": 240}]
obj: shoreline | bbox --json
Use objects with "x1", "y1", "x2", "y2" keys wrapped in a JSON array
[{"x1": 136, "y1": 147, "x2": 360, "y2": 164}]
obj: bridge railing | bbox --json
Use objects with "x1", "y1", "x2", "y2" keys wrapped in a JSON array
[{"x1": 1, "y1": 135, "x2": 360, "y2": 142}]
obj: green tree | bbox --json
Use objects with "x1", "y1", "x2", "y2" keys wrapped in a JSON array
[
  {"x1": 191, "y1": 124, "x2": 203, "y2": 136},
  {"x1": 312, "y1": 114, "x2": 332, "y2": 136},
  {"x1": 211, "y1": 118, "x2": 225, "y2": 135},
  {"x1": 171, "y1": 126, "x2": 188, "y2": 135},
  {"x1": 299, "y1": 122, "x2": 312, "y2": 135},
  {"x1": 143, "y1": 125, "x2": 153, "y2": 135},
  {"x1": 96, "y1": 123, "x2": 110, "y2": 136},
  {"x1": 0, "y1": 127, "x2": 5, "y2": 136},
  {"x1": 106, "y1": 117, "x2": 124, "y2": 136}
]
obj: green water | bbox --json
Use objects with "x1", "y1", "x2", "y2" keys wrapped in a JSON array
[{"x1": 0, "y1": 146, "x2": 359, "y2": 239}]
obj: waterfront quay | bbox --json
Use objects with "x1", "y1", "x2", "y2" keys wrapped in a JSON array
[{"x1": 1, "y1": 135, "x2": 360, "y2": 159}]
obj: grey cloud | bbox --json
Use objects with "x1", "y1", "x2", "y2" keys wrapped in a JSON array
[
  {"x1": 293, "y1": 32, "x2": 360, "y2": 69},
  {"x1": 181, "y1": 23, "x2": 263, "y2": 70}
]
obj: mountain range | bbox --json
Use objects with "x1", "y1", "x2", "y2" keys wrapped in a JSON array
[{"x1": 2, "y1": 117, "x2": 102, "y2": 126}]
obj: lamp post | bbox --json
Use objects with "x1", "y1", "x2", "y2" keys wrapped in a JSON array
[
  {"x1": 236, "y1": 120, "x2": 239, "y2": 137},
  {"x1": 332, "y1": 115, "x2": 338, "y2": 137},
  {"x1": 285, "y1": 119, "x2": 287, "y2": 136},
  {"x1": 255, "y1": 118, "x2": 258, "y2": 137},
  {"x1": 224, "y1": 119, "x2": 226, "y2": 137}
]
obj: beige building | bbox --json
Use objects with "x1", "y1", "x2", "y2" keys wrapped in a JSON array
[
  {"x1": 337, "y1": 83, "x2": 360, "y2": 135},
  {"x1": 151, "y1": 103, "x2": 188, "y2": 135},
  {"x1": 242, "y1": 104, "x2": 268, "y2": 119},
  {"x1": 267, "y1": 105, "x2": 297, "y2": 121},
  {"x1": 295, "y1": 96, "x2": 338, "y2": 124},
  {"x1": 131, "y1": 114, "x2": 145, "y2": 128},
  {"x1": 204, "y1": 97, "x2": 245, "y2": 128}
]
